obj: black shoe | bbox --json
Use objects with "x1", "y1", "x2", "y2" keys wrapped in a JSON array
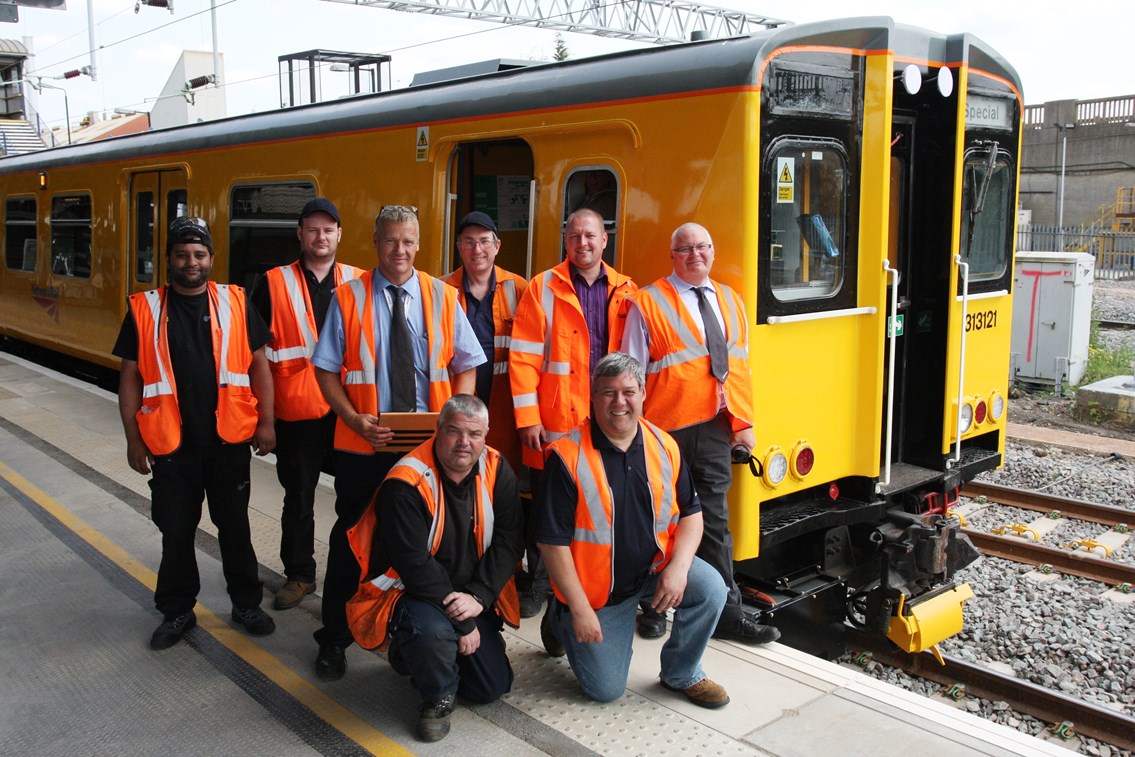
[
  {"x1": 637, "y1": 608, "x2": 667, "y2": 639},
  {"x1": 315, "y1": 643, "x2": 346, "y2": 681},
  {"x1": 539, "y1": 604, "x2": 565, "y2": 658},
  {"x1": 231, "y1": 606, "x2": 276, "y2": 636},
  {"x1": 416, "y1": 694, "x2": 455, "y2": 742},
  {"x1": 150, "y1": 611, "x2": 196, "y2": 650},
  {"x1": 712, "y1": 616, "x2": 781, "y2": 646},
  {"x1": 519, "y1": 589, "x2": 547, "y2": 619}
]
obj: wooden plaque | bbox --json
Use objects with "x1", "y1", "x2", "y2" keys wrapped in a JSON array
[{"x1": 380, "y1": 412, "x2": 438, "y2": 452}]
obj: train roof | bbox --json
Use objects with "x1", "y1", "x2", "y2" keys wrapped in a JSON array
[{"x1": 1, "y1": 17, "x2": 1021, "y2": 174}]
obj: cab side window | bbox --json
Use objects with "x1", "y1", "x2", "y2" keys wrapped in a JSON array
[
  {"x1": 562, "y1": 168, "x2": 618, "y2": 266},
  {"x1": 5, "y1": 197, "x2": 36, "y2": 272}
]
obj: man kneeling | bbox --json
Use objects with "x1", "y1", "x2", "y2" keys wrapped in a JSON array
[
  {"x1": 346, "y1": 395, "x2": 522, "y2": 742},
  {"x1": 534, "y1": 353, "x2": 730, "y2": 708}
]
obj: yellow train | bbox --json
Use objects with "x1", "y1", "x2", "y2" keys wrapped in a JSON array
[{"x1": 0, "y1": 17, "x2": 1021, "y2": 658}]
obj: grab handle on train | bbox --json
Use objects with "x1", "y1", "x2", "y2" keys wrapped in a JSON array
[{"x1": 731, "y1": 445, "x2": 763, "y2": 478}]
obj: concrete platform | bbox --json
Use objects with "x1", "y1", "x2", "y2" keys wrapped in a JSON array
[
  {"x1": 1073, "y1": 375, "x2": 1135, "y2": 429},
  {"x1": 0, "y1": 353, "x2": 1075, "y2": 756}
]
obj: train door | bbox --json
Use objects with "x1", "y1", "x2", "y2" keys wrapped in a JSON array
[
  {"x1": 127, "y1": 169, "x2": 187, "y2": 296},
  {"x1": 444, "y1": 139, "x2": 533, "y2": 279}
]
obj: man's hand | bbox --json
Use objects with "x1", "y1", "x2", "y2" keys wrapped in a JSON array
[
  {"x1": 518, "y1": 424, "x2": 546, "y2": 452},
  {"x1": 651, "y1": 563, "x2": 689, "y2": 613},
  {"x1": 126, "y1": 437, "x2": 153, "y2": 475},
  {"x1": 252, "y1": 421, "x2": 276, "y2": 456},
  {"x1": 457, "y1": 626, "x2": 481, "y2": 656},
  {"x1": 443, "y1": 591, "x2": 482, "y2": 623},
  {"x1": 349, "y1": 413, "x2": 394, "y2": 450},
  {"x1": 570, "y1": 605, "x2": 603, "y2": 644},
  {"x1": 730, "y1": 426, "x2": 756, "y2": 455}
]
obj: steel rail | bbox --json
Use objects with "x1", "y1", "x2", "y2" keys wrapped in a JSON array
[
  {"x1": 961, "y1": 481, "x2": 1135, "y2": 528},
  {"x1": 963, "y1": 529, "x2": 1135, "y2": 586},
  {"x1": 1097, "y1": 319, "x2": 1135, "y2": 330},
  {"x1": 847, "y1": 630, "x2": 1135, "y2": 752}
]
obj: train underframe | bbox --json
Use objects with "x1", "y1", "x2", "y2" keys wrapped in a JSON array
[{"x1": 736, "y1": 443, "x2": 1001, "y2": 659}]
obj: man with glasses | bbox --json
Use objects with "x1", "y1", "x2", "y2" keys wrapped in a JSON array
[
  {"x1": 443, "y1": 211, "x2": 528, "y2": 473},
  {"x1": 508, "y1": 208, "x2": 638, "y2": 623},
  {"x1": 113, "y1": 216, "x2": 277, "y2": 650},
  {"x1": 251, "y1": 198, "x2": 365, "y2": 612},
  {"x1": 620, "y1": 222, "x2": 779, "y2": 646},
  {"x1": 309, "y1": 204, "x2": 485, "y2": 681}
]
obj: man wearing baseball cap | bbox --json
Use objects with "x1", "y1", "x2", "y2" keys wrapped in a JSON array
[{"x1": 251, "y1": 198, "x2": 365, "y2": 610}]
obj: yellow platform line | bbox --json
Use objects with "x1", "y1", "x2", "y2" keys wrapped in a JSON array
[{"x1": 0, "y1": 459, "x2": 411, "y2": 757}]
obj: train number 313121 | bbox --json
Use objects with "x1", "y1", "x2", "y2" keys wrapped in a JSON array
[{"x1": 965, "y1": 309, "x2": 998, "y2": 332}]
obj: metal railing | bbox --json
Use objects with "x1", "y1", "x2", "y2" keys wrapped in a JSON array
[{"x1": 1017, "y1": 225, "x2": 1135, "y2": 280}]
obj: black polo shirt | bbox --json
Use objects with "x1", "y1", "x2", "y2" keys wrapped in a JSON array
[{"x1": 534, "y1": 419, "x2": 700, "y2": 606}]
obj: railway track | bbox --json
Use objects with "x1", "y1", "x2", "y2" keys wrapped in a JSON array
[
  {"x1": 958, "y1": 481, "x2": 1135, "y2": 586},
  {"x1": 847, "y1": 630, "x2": 1135, "y2": 752},
  {"x1": 1097, "y1": 319, "x2": 1135, "y2": 330}
]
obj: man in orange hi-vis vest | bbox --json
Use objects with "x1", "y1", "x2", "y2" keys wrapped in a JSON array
[
  {"x1": 344, "y1": 395, "x2": 522, "y2": 743},
  {"x1": 251, "y1": 198, "x2": 364, "y2": 612},
  {"x1": 621, "y1": 222, "x2": 779, "y2": 647},
  {"x1": 114, "y1": 216, "x2": 277, "y2": 651},
  {"x1": 309, "y1": 204, "x2": 485, "y2": 682},
  {"x1": 508, "y1": 208, "x2": 637, "y2": 621},
  {"x1": 534, "y1": 353, "x2": 730, "y2": 710}
]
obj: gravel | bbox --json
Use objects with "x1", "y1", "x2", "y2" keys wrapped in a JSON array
[{"x1": 839, "y1": 278, "x2": 1135, "y2": 755}]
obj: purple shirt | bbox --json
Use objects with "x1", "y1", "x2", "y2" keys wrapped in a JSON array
[{"x1": 571, "y1": 263, "x2": 610, "y2": 376}]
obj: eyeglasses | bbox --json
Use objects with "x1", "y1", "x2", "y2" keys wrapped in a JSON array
[
  {"x1": 672, "y1": 242, "x2": 713, "y2": 255},
  {"x1": 457, "y1": 238, "x2": 498, "y2": 250}
]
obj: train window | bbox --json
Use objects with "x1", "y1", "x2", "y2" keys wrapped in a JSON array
[
  {"x1": 50, "y1": 195, "x2": 92, "y2": 279},
  {"x1": 5, "y1": 197, "x2": 36, "y2": 271},
  {"x1": 562, "y1": 168, "x2": 618, "y2": 266},
  {"x1": 960, "y1": 147, "x2": 1013, "y2": 282},
  {"x1": 767, "y1": 143, "x2": 847, "y2": 301},
  {"x1": 228, "y1": 182, "x2": 314, "y2": 290},
  {"x1": 135, "y1": 192, "x2": 155, "y2": 282}
]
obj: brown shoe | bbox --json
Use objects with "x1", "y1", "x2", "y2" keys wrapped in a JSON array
[
  {"x1": 661, "y1": 677, "x2": 730, "y2": 709},
  {"x1": 274, "y1": 580, "x2": 315, "y2": 610}
]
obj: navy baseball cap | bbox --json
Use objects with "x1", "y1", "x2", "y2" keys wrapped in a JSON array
[
  {"x1": 299, "y1": 197, "x2": 340, "y2": 225},
  {"x1": 456, "y1": 211, "x2": 498, "y2": 235},
  {"x1": 168, "y1": 216, "x2": 212, "y2": 250}
]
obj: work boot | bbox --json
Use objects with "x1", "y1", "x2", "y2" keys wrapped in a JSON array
[
  {"x1": 315, "y1": 643, "x2": 346, "y2": 681},
  {"x1": 661, "y1": 677, "x2": 730, "y2": 709},
  {"x1": 637, "y1": 608, "x2": 666, "y2": 639},
  {"x1": 712, "y1": 615, "x2": 780, "y2": 646},
  {"x1": 540, "y1": 604, "x2": 565, "y2": 658},
  {"x1": 231, "y1": 606, "x2": 276, "y2": 636},
  {"x1": 273, "y1": 580, "x2": 315, "y2": 610},
  {"x1": 416, "y1": 694, "x2": 455, "y2": 742},
  {"x1": 519, "y1": 589, "x2": 547, "y2": 618},
  {"x1": 150, "y1": 611, "x2": 196, "y2": 650}
]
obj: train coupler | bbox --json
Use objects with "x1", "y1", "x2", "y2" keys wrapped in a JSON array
[{"x1": 886, "y1": 583, "x2": 974, "y2": 654}]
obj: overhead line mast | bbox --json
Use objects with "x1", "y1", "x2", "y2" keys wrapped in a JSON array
[{"x1": 318, "y1": 0, "x2": 788, "y2": 45}]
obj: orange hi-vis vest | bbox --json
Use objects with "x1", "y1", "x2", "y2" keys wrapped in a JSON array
[
  {"x1": 633, "y1": 278, "x2": 755, "y2": 432},
  {"x1": 128, "y1": 282, "x2": 259, "y2": 456},
  {"x1": 547, "y1": 418, "x2": 682, "y2": 610},
  {"x1": 508, "y1": 260, "x2": 637, "y2": 468},
  {"x1": 264, "y1": 260, "x2": 364, "y2": 422},
  {"x1": 344, "y1": 439, "x2": 521, "y2": 650},
  {"x1": 333, "y1": 269, "x2": 458, "y2": 454},
  {"x1": 444, "y1": 265, "x2": 528, "y2": 472}
]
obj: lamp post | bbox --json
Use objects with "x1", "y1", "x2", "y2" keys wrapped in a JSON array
[{"x1": 1055, "y1": 122, "x2": 1075, "y2": 231}]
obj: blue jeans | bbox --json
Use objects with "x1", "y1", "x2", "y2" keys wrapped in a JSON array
[{"x1": 550, "y1": 556, "x2": 726, "y2": 703}]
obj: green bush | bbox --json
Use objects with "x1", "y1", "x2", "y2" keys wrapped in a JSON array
[{"x1": 1080, "y1": 321, "x2": 1135, "y2": 386}]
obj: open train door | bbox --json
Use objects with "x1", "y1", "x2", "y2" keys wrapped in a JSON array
[{"x1": 126, "y1": 169, "x2": 188, "y2": 297}]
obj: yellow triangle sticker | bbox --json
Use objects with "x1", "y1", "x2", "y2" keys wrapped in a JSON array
[{"x1": 779, "y1": 164, "x2": 793, "y2": 183}]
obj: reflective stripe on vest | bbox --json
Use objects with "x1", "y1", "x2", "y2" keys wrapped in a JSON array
[{"x1": 640, "y1": 282, "x2": 748, "y2": 375}]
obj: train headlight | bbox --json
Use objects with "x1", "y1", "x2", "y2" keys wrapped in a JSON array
[
  {"x1": 990, "y1": 392, "x2": 1005, "y2": 421},
  {"x1": 958, "y1": 402, "x2": 974, "y2": 435},
  {"x1": 763, "y1": 448, "x2": 788, "y2": 487},
  {"x1": 790, "y1": 440, "x2": 814, "y2": 480},
  {"x1": 974, "y1": 399, "x2": 988, "y2": 426}
]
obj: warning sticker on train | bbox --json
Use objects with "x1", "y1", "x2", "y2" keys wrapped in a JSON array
[
  {"x1": 777, "y1": 157, "x2": 794, "y2": 203},
  {"x1": 416, "y1": 127, "x2": 429, "y2": 161}
]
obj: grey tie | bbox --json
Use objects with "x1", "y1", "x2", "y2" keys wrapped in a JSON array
[
  {"x1": 387, "y1": 285, "x2": 415, "y2": 412},
  {"x1": 694, "y1": 286, "x2": 729, "y2": 382}
]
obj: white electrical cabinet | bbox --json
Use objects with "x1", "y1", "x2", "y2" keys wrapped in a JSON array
[{"x1": 1011, "y1": 251, "x2": 1094, "y2": 386}]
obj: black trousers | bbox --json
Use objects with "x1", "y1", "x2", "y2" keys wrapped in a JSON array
[
  {"x1": 389, "y1": 597, "x2": 513, "y2": 705},
  {"x1": 274, "y1": 414, "x2": 335, "y2": 583},
  {"x1": 314, "y1": 449, "x2": 400, "y2": 648},
  {"x1": 669, "y1": 413, "x2": 743, "y2": 625},
  {"x1": 149, "y1": 443, "x2": 263, "y2": 618}
]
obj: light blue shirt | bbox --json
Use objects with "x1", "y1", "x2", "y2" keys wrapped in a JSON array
[{"x1": 312, "y1": 269, "x2": 486, "y2": 412}]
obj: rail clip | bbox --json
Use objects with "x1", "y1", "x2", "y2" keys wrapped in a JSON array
[{"x1": 1067, "y1": 539, "x2": 1111, "y2": 557}]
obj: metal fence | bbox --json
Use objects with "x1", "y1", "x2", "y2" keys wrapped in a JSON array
[{"x1": 1017, "y1": 225, "x2": 1135, "y2": 280}]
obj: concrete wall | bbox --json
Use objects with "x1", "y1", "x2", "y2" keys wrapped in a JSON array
[{"x1": 1019, "y1": 95, "x2": 1135, "y2": 228}]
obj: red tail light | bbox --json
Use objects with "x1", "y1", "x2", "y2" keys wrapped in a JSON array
[{"x1": 974, "y1": 400, "x2": 988, "y2": 425}]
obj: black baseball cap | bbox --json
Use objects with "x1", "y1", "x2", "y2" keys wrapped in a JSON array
[
  {"x1": 168, "y1": 216, "x2": 212, "y2": 250},
  {"x1": 456, "y1": 210, "x2": 498, "y2": 235},
  {"x1": 299, "y1": 197, "x2": 340, "y2": 225}
]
